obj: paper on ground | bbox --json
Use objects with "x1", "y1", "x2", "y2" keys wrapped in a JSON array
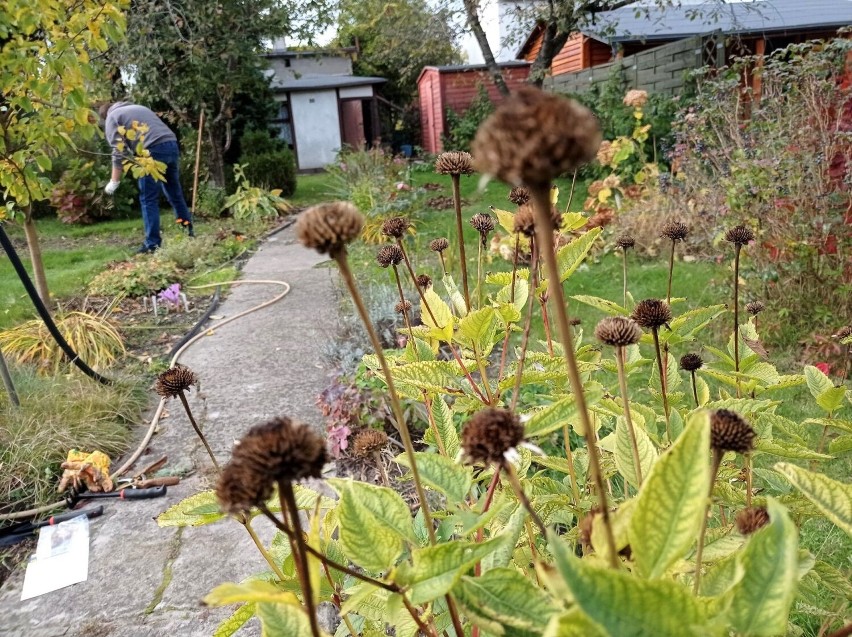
[{"x1": 20, "y1": 516, "x2": 90, "y2": 600}]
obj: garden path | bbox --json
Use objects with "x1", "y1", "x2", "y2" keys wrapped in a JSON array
[{"x1": 0, "y1": 224, "x2": 339, "y2": 637}]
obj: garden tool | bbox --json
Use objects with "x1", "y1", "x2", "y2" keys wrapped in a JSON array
[
  {"x1": 116, "y1": 476, "x2": 181, "y2": 489},
  {"x1": 65, "y1": 485, "x2": 167, "y2": 509},
  {"x1": 0, "y1": 506, "x2": 104, "y2": 547}
]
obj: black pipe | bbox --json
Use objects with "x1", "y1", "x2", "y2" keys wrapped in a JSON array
[{"x1": 0, "y1": 223, "x2": 113, "y2": 385}]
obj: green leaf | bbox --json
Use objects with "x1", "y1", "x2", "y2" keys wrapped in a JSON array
[
  {"x1": 524, "y1": 385, "x2": 605, "y2": 437},
  {"x1": 755, "y1": 439, "x2": 832, "y2": 460},
  {"x1": 628, "y1": 411, "x2": 711, "y2": 579},
  {"x1": 457, "y1": 307, "x2": 499, "y2": 356},
  {"x1": 204, "y1": 581, "x2": 299, "y2": 606},
  {"x1": 817, "y1": 386, "x2": 847, "y2": 414},
  {"x1": 441, "y1": 274, "x2": 468, "y2": 317},
  {"x1": 395, "y1": 538, "x2": 503, "y2": 604},
  {"x1": 554, "y1": 228, "x2": 602, "y2": 283},
  {"x1": 454, "y1": 567, "x2": 558, "y2": 632},
  {"x1": 481, "y1": 504, "x2": 526, "y2": 572},
  {"x1": 423, "y1": 396, "x2": 460, "y2": 458},
  {"x1": 394, "y1": 452, "x2": 472, "y2": 503},
  {"x1": 614, "y1": 415, "x2": 658, "y2": 487},
  {"x1": 389, "y1": 360, "x2": 463, "y2": 395},
  {"x1": 775, "y1": 463, "x2": 852, "y2": 535},
  {"x1": 829, "y1": 435, "x2": 852, "y2": 455},
  {"x1": 420, "y1": 288, "x2": 454, "y2": 341},
  {"x1": 213, "y1": 603, "x2": 256, "y2": 637},
  {"x1": 571, "y1": 295, "x2": 628, "y2": 316},
  {"x1": 156, "y1": 490, "x2": 226, "y2": 527},
  {"x1": 667, "y1": 305, "x2": 726, "y2": 340},
  {"x1": 256, "y1": 602, "x2": 317, "y2": 637},
  {"x1": 549, "y1": 535, "x2": 718, "y2": 636},
  {"x1": 728, "y1": 499, "x2": 799, "y2": 635},
  {"x1": 330, "y1": 479, "x2": 415, "y2": 571},
  {"x1": 803, "y1": 417, "x2": 852, "y2": 434},
  {"x1": 804, "y1": 365, "x2": 835, "y2": 399},
  {"x1": 496, "y1": 277, "x2": 529, "y2": 315},
  {"x1": 544, "y1": 610, "x2": 607, "y2": 637}
]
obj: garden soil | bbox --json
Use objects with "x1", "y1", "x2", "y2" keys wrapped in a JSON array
[{"x1": 0, "y1": 225, "x2": 339, "y2": 636}]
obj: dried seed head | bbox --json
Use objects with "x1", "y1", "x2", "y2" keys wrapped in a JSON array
[
  {"x1": 416, "y1": 273, "x2": 432, "y2": 289},
  {"x1": 352, "y1": 429, "x2": 388, "y2": 458},
  {"x1": 594, "y1": 316, "x2": 642, "y2": 347},
  {"x1": 461, "y1": 408, "x2": 525, "y2": 466},
  {"x1": 472, "y1": 87, "x2": 601, "y2": 187},
  {"x1": 569, "y1": 317, "x2": 582, "y2": 326},
  {"x1": 710, "y1": 409, "x2": 756, "y2": 454},
  {"x1": 215, "y1": 416, "x2": 328, "y2": 515},
  {"x1": 395, "y1": 300, "x2": 412, "y2": 314},
  {"x1": 679, "y1": 353, "x2": 704, "y2": 372},
  {"x1": 577, "y1": 507, "x2": 601, "y2": 548},
  {"x1": 615, "y1": 235, "x2": 635, "y2": 250},
  {"x1": 660, "y1": 221, "x2": 689, "y2": 242},
  {"x1": 725, "y1": 225, "x2": 755, "y2": 246},
  {"x1": 832, "y1": 325, "x2": 852, "y2": 340},
  {"x1": 155, "y1": 364, "x2": 197, "y2": 398},
  {"x1": 376, "y1": 244, "x2": 404, "y2": 268},
  {"x1": 508, "y1": 186, "x2": 531, "y2": 206},
  {"x1": 297, "y1": 202, "x2": 364, "y2": 254},
  {"x1": 513, "y1": 204, "x2": 536, "y2": 236},
  {"x1": 435, "y1": 151, "x2": 474, "y2": 175},
  {"x1": 631, "y1": 299, "x2": 672, "y2": 330},
  {"x1": 746, "y1": 301, "x2": 765, "y2": 316},
  {"x1": 381, "y1": 216, "x2": 410, "y2": 239},
  {"x1": 735, "y1": 506, "x2": 770, "y2": 535},
  {"x1": 470, "y1": 213, "x2": 496, "y2": 235},
  {"x1": 430, "y1": 237, "x2": 449, "y2": 253}
]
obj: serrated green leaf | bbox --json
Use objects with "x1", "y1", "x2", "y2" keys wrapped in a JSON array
[
  {"x1": 571, "y1": 294, "x2": 628, "y2": 316},
  {"x1": 775, "y1": 463, "x2": 852, "y2": 535},
  {"x1": 441, "y1": 274, "x2": 468, "y2": 317},
  {"x1": 701, "y1": 398, "x2": 778, "y2": 413},
  {"x1": 817, "y1": 386, "x2": 847, "y2": 413},
  {"x1": 803, "y1": 417, "x2": 852, "y2": 434},
  {"x1": 828, "y1": 435, "x2": 852, "y2": 455},
  {"x1": 421, "y1": 288, "x2": 454, "y2": 341},
  {"x1": 338, "y1": 582, "x2": 389, "y2": 619},
  {"x1": 728, "y1": 499, "x2": 798, "y2": 635},
  {"x1": 424, "y1": 396, "x2": 460, "y2": 458},
  {"x1": 330, "y1": 479, "x2": 415, "y2": 572},
  {"x1": 695, "y1": 375, "x2": 710, "y2": 406},
  {"x1": 454, "y1": 567, "x2": 558, "y2": 632},
  {"x1": 395, "y1": 452, "x2": 472, "y2": 502},
  {"x1": 496, "y1": 277, "x2": 529, "y2": 315},
  {"x1": 628, "y1": 411, "x2": 711, "y2": 579},
  {"x1": 804, "y1": 365, "x2": 835, "y2": 400},
  {"x1": 700, "y1": 552, "x2": 744, "y2": 598},
  {"x1": 615, "y1": 415, "x2": 657, "y2": 487},
  {"x1": 457, "y1": 307, "x2": 499, "y2": 356},
  {"x1": 156, "y1": 490, "x2": 226, "y2": 527},
  {"x1": 543, "y1": 610, "x2": 607, "y2": 637},
  {"x1": 389, "y1": 360, "x2": 463, "y2": 395},
  {"x1": 491, "y1": 206, "x2": 517, "y2": 236},
  {"x1": 740, "y1": 362, "x2": 781, "y2": 387},
  {"x1": 257, "y1": 602, "x2": 318, "y2": 637},
  {"x1": 524, "y1": 385, "x2": 605, "y2": 438},
  {"x1": 481, "y1": 504, "x2": 526, "y2": 572},
  {"x1": 549, "y1": 228, "x2": 601, "y2": 285},
  {"x1": 667, "y1": 305, "x2": 726, "y2": 340},
  {"x1": 213, "y1": 603, "x2": 256, "y2": 637},
  {"x1": 755, "y1": 440, "x2": 832, "y2": 460},
  {"x1": 204, "y1": 581, "x2": 299, "y2": 606}
]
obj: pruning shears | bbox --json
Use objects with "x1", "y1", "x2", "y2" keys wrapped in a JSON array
[{"x1": 0, "y1": 506, "x2": 104, "y2": 547}]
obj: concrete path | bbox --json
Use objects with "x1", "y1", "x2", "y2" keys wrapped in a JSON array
[{"x1": 0, "y1": 226, "x2": 338, "y2": 637}]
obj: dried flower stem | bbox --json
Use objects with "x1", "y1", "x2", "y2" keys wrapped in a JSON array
[
  {"x1": 666, "y1": 239, "x2": 676, "y2": 305},
  {"x1": 651, "y1": 327, "x2": 671, "y2": 442},
  {"x1": 476, "y1": 240, "x2": 484, "y2": 308},
  {"x1": 540, "y1": 297, "x2": 554, "y2": 355},
  {"x1": 451, "y1": 173, "x2": 471, "y2": 311},
  {"x1": 733, "y1": 244, "x2": 742, "y2": 397},
  {"x1": 562, "y1": 423, "x2": 583, "y2": 506},
  {"x1": 503, "y1": 461, "x2": 546, "y2": 537},
  {"x1": 690, "y1": 370, "x2": 699, "y2": 407},
  {"x1": 474, "y1": 470, "x2": 501, "y2": 577},
  {"x1": 616, "y1": 346, "x2": 643, "y2": 486},
  {"x1": 694, "y1": 449, "x2": 724, "y2": 594},
  {"x1": 177, "y1": 391, "x2": 221, "y2": 473},
  {"x1": 391, "y1": 266, "x2": 415, "y2": 342},
  {"x1": 279, "y1": 482, "x2": 321, "y2": 637},
  {"x1": 622, "y1": 248, "x2": 629, "y2": 308},
  {"x1": 437, "y1": 250, "x2": 447, "y2": 277},
  {"x1": 530, "y1": 185, "x2": 618, "y2": 568},
  {"x1": 497, "y1": 235, "x2": 523, "y2": 383},
  {"x1": 745, "y1": 453, "x2": 753, "y2": 508},
  {"x1": 239, "y1": 515, "x2": 287, "y2": 581},
  {"x1": 510, "y1": 239, "x2": 539, "y2": 411},
  {"x1": 422, "y1": 393, "x2": 448, "y2": 456}
]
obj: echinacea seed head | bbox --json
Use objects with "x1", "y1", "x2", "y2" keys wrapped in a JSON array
[
  {"x1": 679, "y1": 353, "x2": 704, "y2": 371},
  {"x1": 395, "y1": 300, "x2": 412, "y2": 314},
  {"x1": 710, "y1": 409, "x2": 756, "y2": 454},
  {"x1": 381, "y1": 216, "x2": 410, "y2": 239},
  {"x1": 352, "y1": 429, "x2": 388, "y2": 458},
  {"x1": 746, "y1": 301, "x2": 765, "y2": 316},
  {"x1": 725, "y1": 225, "x2": 755, "y2": 246},
  {"x1": 462, "y1": 408, "x2": 524, "y2": 466},
  {"x1": 631, "y1": 299, "x2": 672, "y2": 330},
  {"x1": 615, "y1": 235, "x2": 635, "y2": 250},
  {"x1": 660, "y1": 221, "x2": 689, "y2": 242},
  {"x1": 430, "y1": 237, "x2": 449, "y2": 253},
  {"x1": 508, "y1": 186, "x2": 530, "y2": 205},
  {"x1": 435, "y1": 151, "x2": 474, "y2": 175},
  {"x1": 416, "y1": 273, "x2": 432, "y2": 289},
  {"x1": 470, "y1": 213, "x2": 496, "y2": 235},
  {"x1": 155, "y1": 364, "x2": 197, "y2": 398},
  {"x1": 297, "y1": 202, "x2": 363, "y2": 255},
  {"x1": 376, "y1": 245, "x2": 404, "y2": 268},
  {"x1": 594, "y1": 316, "x2": 642, "y2": 347},
  {"x1": 472, "y1": 86, "x2": 601, "y2": 187},
  {"x1": 735, "y1": 506, "x2": 770, "y2": 535},
  {"x1": 513, "y1": 204, "x2": 536, "y2": 236}
]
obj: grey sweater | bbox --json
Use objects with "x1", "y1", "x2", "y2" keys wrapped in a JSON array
[{"x1": 105, "y1": 102, "x2": 177, "y2": 168}]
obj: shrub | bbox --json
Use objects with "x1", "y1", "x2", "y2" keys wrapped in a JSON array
[
  {"x1": 237, "y1": 129, "x2": 297, "y2": 196},
  {"x1": 222, "y1": 163, "x2": 292, "y2": 223},
  {"x1": 193, "y1": 181, "x2": 227, "y2": 219},
  {"x1": 49, "y1": 158, "x2": 135, "y2": 224},
  {"x1": 87, "y1": 255, "x2": 180, "y2": 297},
  {"x1": 442, "y1": 83, "x2": 494, "y2": 152}
]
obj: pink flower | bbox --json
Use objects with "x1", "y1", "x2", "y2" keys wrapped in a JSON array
[
  {"x1": 814, "y1": 362, "x2": 831, "y2": 376},
  {"x1": 396, "y1": 182, "x2": 411, "y2": 191},
  {"x1": 327, "y1": 423, "x2": 351, "y2": 458}
]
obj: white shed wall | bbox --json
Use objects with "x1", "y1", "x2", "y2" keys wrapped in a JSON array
[{"x1": 290, "y1": 90, "x2": 341, "y2": 170}]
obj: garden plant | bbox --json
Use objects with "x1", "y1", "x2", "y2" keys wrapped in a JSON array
[{"x1": 154, "y1": 86, "x2": 852, "y2": 637}]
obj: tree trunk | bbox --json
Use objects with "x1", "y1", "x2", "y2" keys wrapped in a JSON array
[
  {"x1": 529, "y1": 24, "x2": 571, "y2": 88},
  {"x1": 462, "y1": 0, "x2": 510, "y2": 97},
  {"x1": 207, "y1": 123, "x2": 227, "y2": 188},
  {"x1": 22, "y1": 212, "x2": 50, "y2": 308}
]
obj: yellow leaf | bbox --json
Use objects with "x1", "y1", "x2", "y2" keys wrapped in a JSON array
[{"x1": 597, "y1": 188, "x2": 612, "y2": 203}]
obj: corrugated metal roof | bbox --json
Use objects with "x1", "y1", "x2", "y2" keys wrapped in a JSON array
[
  {"x1": 585, "y1": 0, "x2": 852, "y2": 42},
  {"x1": 270, "y1": 75, "x2": 386, "y2": 92}
]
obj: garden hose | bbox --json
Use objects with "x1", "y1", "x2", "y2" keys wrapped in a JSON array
[{"x1": 0, "y1": 223, "x2": 114, "y2": 385}]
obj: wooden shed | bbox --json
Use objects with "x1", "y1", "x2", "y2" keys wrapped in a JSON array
[
  {"x1": 518, "y1": 27, "x2": 612, "y2": 77},
  {"x1": 417, "y1": 61, "x2": 531, "y2": 154}
]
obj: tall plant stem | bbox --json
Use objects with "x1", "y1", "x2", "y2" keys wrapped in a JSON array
[
  {"x1": 622, "y1": 248, "x2": 629, "y2": 308},
  {"x1": 651, "y1": 328, "x2": 671, "y2": 442},
  {"x1": 562, "y1": 423, "x2": 583, "y2": 506},
  {"x1": 476, "y1": 240, "x2": 484, "y2": 308},
  {"x1": 510, "y1": 239, "x2": 539, "y2": 411},
  {"x1": 239, "y1": 515, "x2": 287, "y2": 582},
  {"x1": 530, "y1": 185, "x2": 618, "y2": 569},
  {"x1": 473, "y1": 345, "x2": 495, "y2": 405},
  {"x1": 690, "y1": 370, "x2": 699, "y2": 407},
  {"x1": 745, "y1": 453, "x2": 753, "y2": 508},
  {"x1": 540, "y1": 296, "x2": 554, "y2": 355},
  {"x1": 733, "y1": 244, "x2": 742, "y2": 397},
  {"x1": 616, "y1": 346, "x2": 643, "y2": 486},
  {"x1": 474, "y1": 471, "x2": 501, "y2": 577},
  {"x1": 438, "y1": 251, "x2": 447, "y2": 277},
  {"x1": 422, "y1": 393, "x2": 448, "y2": 457},
  {"x1": 503, "y1": 462, "x2": 546, "y2": 537},
  {"x1": 497, "y1": 235, "x2": 522, "y2": 382},
  {"x1": 279, "y1": 482, "x2": 321, "y2": 637},
  {"x1": 666, "y1": 240, "x2": 676, "y2": 304},
  {"x1": 177, "y1": 391, "x2": 221, "y2": 473},
  {"x1": 451, "y1": 174, "x2": 471, "y2": 312},
  {"x1": 694, "y1": 449, "x2": 723, "y2": 594}
]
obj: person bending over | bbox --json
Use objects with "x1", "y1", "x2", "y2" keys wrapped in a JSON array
[{"x1": 99, "y1": 101, "x2": 193, "y2": 253}]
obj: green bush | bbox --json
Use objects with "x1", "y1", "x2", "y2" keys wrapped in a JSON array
[
  {"x1": 237, "y1": 129, "x2": 297, "y2": 196},
  {"x1": 87, "y1": 255, "x2": 180, "y2": 297},
  {"x1": 194, "y1": 181, "x2": 227, "y2": 219},
  {"x1": 442, "y1": 83, "x2": 494, "y2": 152}
]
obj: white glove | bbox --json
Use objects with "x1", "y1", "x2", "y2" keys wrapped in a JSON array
[{"x1": 104, "y1": 180, "x2": 120, "y2": 195}]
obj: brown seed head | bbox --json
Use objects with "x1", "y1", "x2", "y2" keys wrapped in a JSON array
[
  {"x1": 155, "y1": 364, "x2": 197, "y2": 398},
  {"x1": 416, "y1": 273, "x2": 432, "y2": 289},
  {"x1": 577, "y1": 507, "x2": 601, "y2": 549},
  {"x1": 615, "y1": 235, "x2": 635, "y2": 250},
  {"x1": 832, "y1": 325, "x2": 852, "y2": 340},
  {"x1": 381, "y1": 216, "x2": 410, "y2": 239},
  {"x1": 472, "y1": 87, "x2": 601, "y2": 187},
  {"x1": 376, "y1": 244, "x2": 404, "y2": 268},
  {"x1": 508, "y1": 186, "x2": 531, "y2": 206},
  {"x1": 746, "y1": 301, "x2": 765, "y2": 316},
  {"x1": 395, "y1": 300, "x2": 412, "y2": 314},
  {"x1": 660, "y1": 221, "x2": 689, "y2": 242},
  {"x1": 430, "y1": 237, "x2": 449, "y2": 253},
  {"x1": 725, "y1": 225, "x2": 755, "y2": 246},
  {"x1": 513, "y1": 204, "x2": 536, "y2": 236},
  {"x1": 215, "y1": 416, "x2": 327, "y2": 515},
  {"x1": 710, "y1": 409, "x2": 756, "y2": 454},
  {"x1": 435, "y1": 151, "x2": 474, "y2": 175},
  {"x1": 297, "y1": 202, "x2": 363, "y2": 254},
  {"x1": 679, "y1": 353, "x2": 704, "y2": 372},
  {"x1": 461, "y1": 408, "x2": 525, "y2": 465},
  {"x1": 631, "y1": 299, "x2": 672, "y2": 330},
  {"x1": 352, "y1": 429, "x2": 388, "y2": 458},
  {"x1": 735, "y1": 506, "x2": 770, "y2": 535},
  {"x1": 470, "y1": 213, "x2": 496, "y2": 235},
  {"x1": 594, "y1": 316, "x2": 642, "y2": 347},
  {"x1": 568, "y1": 317, "x2": 582, "y2": 326}
]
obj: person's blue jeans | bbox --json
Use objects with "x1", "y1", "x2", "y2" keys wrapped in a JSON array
[{"x1": 137, "y1": 140, "x2": 192, "y2": 250}]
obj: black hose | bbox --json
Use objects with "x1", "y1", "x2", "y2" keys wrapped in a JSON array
[
  {"x1": 0, "y1": 223, "x2": 113, "y2": 385},
  {"x1": 166, "y1": 285, "x2": 221, "y2": 360}
]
